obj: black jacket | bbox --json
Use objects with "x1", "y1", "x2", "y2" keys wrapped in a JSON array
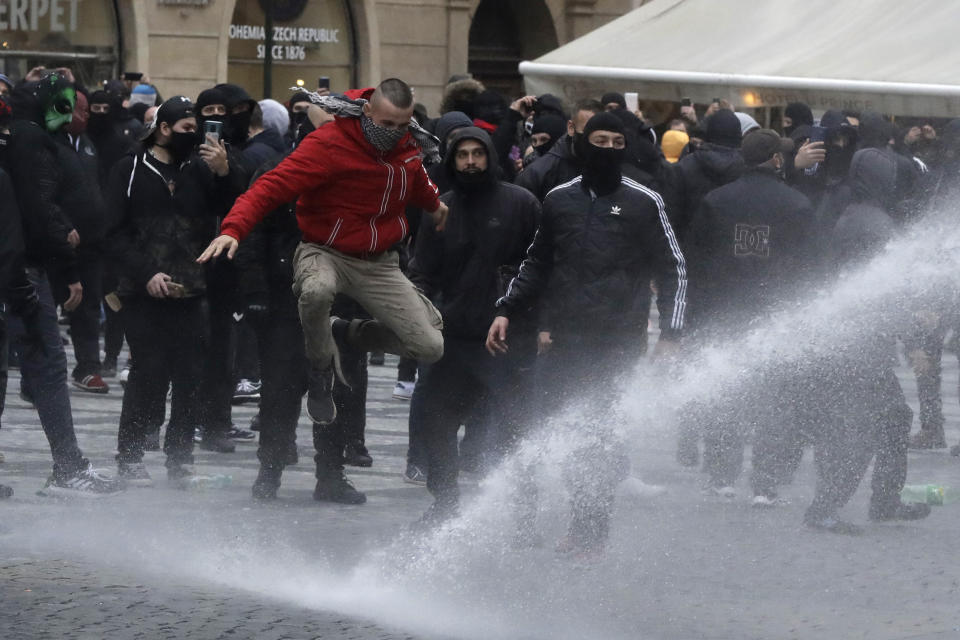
[
  {"x1": 105, "y1": 148, "x2": 245, "y2": 297},
  {"x1": 241, "y1": 127, "x2": 286, "y2": 176},
  {"x1": 667, "y1": 143, "x2": 745, "y2": 243},
  {"x1": 54, "y1": 132, "x2": 107, "y2": 246},
  {"x1": 0, "y1": 168, "x2": 25, "y2": 304},
  {"x1": 684, "y1": 168, "x2": 816, "y2": 335},
  {"x1": 515, "y1": 134, "x2": 580, "y2": 202},
  {"x1": 409, "y1": 128, "x2": 541, "y2": 339},
  {"x1": 497, "y1": 175, "x2": 687, "y2": 339},
  {"x1": 6, "y1": 118, "x2": 78, "y2": 282}
]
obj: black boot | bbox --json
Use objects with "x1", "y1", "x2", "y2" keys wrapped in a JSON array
[
  {"x1": 344, "y1": 440, "x2": 373, "y2": 467},
  {"x1": 313, "y1": 472, "x2": 366, "y2": 505},
  {"x1": 252, "y1": 465, "x2": 282, "y2": 500},
  {"x1": 869, "y1": 500, "x2": 932, "y2": 521}
]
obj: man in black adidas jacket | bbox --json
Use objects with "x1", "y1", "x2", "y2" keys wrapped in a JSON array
[
  {"x1": 105, "y1": 96, "x2": 245, "y2": 486},
  {"x1": 487, "y1": 113, "x2": 687, "y2": 553},
  {"x1": 408, "y1": 127, "x2": 540, "y2": 524}
]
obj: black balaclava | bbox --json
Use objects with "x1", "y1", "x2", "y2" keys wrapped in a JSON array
[
  {"x1": 195, "y1": 87, "x2": 228, "y2": 140},
  {"x1": 214, "y1": 83, "x2": 257, "y2": 146},
  {"x1": 289, "y1": 92, "x2": 314, "y2": 140},
  {"x1": 576, "y1": 112, "x2": 626, "y2": 196},
  {"x1": 87, "y1": 90, "x2": 117, "y2": 135},
  {"x1": 784, "y1": 102, "x2": 814, "y2": 137},
  {"x1": 819, "y1": 109, "x2": 858, "y2": 182},
  {"x1": 473, "y1": 90, "x2": 507, "y2": 127},
  {"x1": 530, "y1": 113, "x2": 566, "y2": 156},
  {"x1": 600, "y1": 92, "x2": 626, "y2": 110}
]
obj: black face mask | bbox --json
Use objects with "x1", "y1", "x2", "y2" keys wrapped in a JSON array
[
  {"x1": 161, "y1": 130, "x2": 199, "y2": 162},
  {"x1": 577, "y1": 139, "x2": 625, "y2": 196},
  {"x1": 87, "y1": 113, "x2": 112, "y2": 134},
  {"x1": 225, "y1": 109, "x2": 252, "y2": 145},
  {"x1": 454, "y1": 169, "x2": 488, "y2": 193},
  {"x1": 292, "y1": 111, "x2": 315, "y2": 144}
]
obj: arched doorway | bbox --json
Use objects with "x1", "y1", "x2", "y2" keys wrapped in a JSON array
[{"x1": 468, "y1": 0, "x2": 557, "y2": 98}]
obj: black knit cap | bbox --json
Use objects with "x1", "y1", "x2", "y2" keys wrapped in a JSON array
[
  {"x1": 583, "y1": 111, "x2": 626, "y2": 138},
  {"x1": 784, "y1": 102, "x2": 814, "y2": 127},
  {"x1": 601, "y1": 92, "x2": 626, "y2": 109},
  {"x1": 705, "y1": 109, "x2": 742, "y2": 148},
  {"x1": 196, "y1": 87, "x2": 227, "y2": 112}
]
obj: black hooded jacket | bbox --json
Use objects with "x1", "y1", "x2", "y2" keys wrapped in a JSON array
[
  {"x1": 0, "y1": 168, "x2": 25, "y2": 304},
  {"x1": 408, "y1": 127, "x2": 541, "y2": 339},
  {"x1": 496, "y1": 172, "x2": 687, "y2": 340},
  {"x1": 515, "y1": 133, "x2": 581, "y2": 202},
  {"x1": 667, "y1": 142, "x2": 745, "y2": 243},
  {"x1": 104, "y1": 147, "x2": 246, "y2": 297},
  {"x1": 5, "y1": 90, "x2": 78, "y2": 282},
  {"x1": 684, "y1": 167, "x2": 816, "y2": 336}
]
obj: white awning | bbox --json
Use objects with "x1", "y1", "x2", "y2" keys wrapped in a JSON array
[{"x1": 520, "y1": 0, "x2": 960, "y2": 117}]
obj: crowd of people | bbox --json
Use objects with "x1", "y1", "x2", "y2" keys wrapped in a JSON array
[{"x1": 0, "y1": 65, "x2": 958, "y2": 553}]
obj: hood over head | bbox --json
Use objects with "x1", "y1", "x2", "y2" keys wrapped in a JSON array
[
  {"x1": 444, "y1": 125, "x2": 500, "y2": 190},
  {"x1": 704, "y1": 109, "x2": 742, "y2": 148},
  {"x1": 440, "y1": 78, "x2": 485, "y2": 117},
  {"x1": 784, "y1": 102, "x2": 813, "y2": 136},
  {"x1": 849, "y1": 147, "x2": 898, "y2": 206},
  {"x1": 215, "y1": 83, "x2": 257, "y2": 145},
  {"x1": 937, "y1": 118, "x2": 960, "y2": 169},
  {"x1": 434, "y1": 110, "x2": 474, "y2": 156},
  {"x1": 858, "y1": 111, "x2": 896, "y2": 150},
  {"x1": 735, "y1": 112, "x2": 760, "y2": 136},
  {"x1": 473, "y1": 90, "x2": 507, "y2": 126},
  {"x1": 258, "y1": 98, "x2": 290, "y2": 137}
]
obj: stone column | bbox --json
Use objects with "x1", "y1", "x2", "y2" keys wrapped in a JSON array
[
  {"x1": 565, "y1": 0, "x2": 598, "y2": 42},
  {"x1": 447, "y1": 0, "x2": 472, "y2": 80}
]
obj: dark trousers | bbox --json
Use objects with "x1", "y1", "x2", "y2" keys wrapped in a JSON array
[
  {"x1": 251, "y1": 305, "x2": 308, "y2": 471},
  {"x1": 52, "y1": 249, "x2": 103, "y2": 378},
  {"x1": 421, "y1": 336, "x2": 534, "y2": 503},
  {"x1": 397, "y1": 356, "x2": 416, "y2": 383},
  {"x1": 199, "y1": 285, "x2": 238, "y2": 435},
  {"x1": 904, "y1": 324, "x2": 946, "y2": 437},
  {"x1": 102, "y1": 267, "x2": 124, "y2": 363},
  {"x1": 0, "y1": 302, "x2": 8, "y2": 430},
  {"x1": 533, "y1": 336, "x2": 630, "y2": 546},
  {"x1": 9, "y1": 268, "x2": 86, "y2": 477},
  {"x1": 234, "y1": 319, "x2": 261, "y2": 381},
  {"x1": 805, "y1": 362, "x2": 912, "y2": 521},
  {"x1": 117, "y1": 296, "x2": 204, "y2": 466},
  {"x1": 314, "y1": 345, "x2": 367, "y2": 476},
  {"x1": 406, "y1": 368, "x2": 428, "y2": 468}
]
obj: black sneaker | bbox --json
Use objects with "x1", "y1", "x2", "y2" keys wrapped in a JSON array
[
  {"x1": 200, "y1": 432, "x2": 236, "y2": 453},
  {"x1": 344, "y1": 441, "x2": 373, "y2": 467},
  {"x1": 313, "y1": 473, "x2": 366, "y2": 505},
  {"x1": 232, "y1": 379, "x2": 262, "y2": 405},
  {"x1": 227, "y1": 425, "x2": 256, "y2": 441},
  {"x1": 803, "y1": 515, "x2": 863, "y2": 535},
  {"x1": 403, "y1": 463, "x2": 427, "y2": 486},
  {"x1": 869, "y1": 501, "x2": 932, "y2": 522},
  {"x1": 117, "y1": 461, "x2": 153, "y2": 487},
  {"x1": 38, "y1": 464, "x2": 125, "y2": 498},
  {"x1": 0, "y1": 484, "x2": 13, "y2": 499},
  {"x1": 307, "y1": 365, "x2": 337, "y2": 425},
  {"x1": 144, "y1": 430, "x2": 161, "y2": 452},
  {"x1": 252, "y1": 466, "x2": 282, "y2": 500}
]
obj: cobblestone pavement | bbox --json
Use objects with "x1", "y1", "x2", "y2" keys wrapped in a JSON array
[{"x1": 2, "y1": 340, "x2": 960, "y2": 640}]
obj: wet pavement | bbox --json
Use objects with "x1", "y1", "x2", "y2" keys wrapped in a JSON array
[{"x1": 1, "y1": 341, "x2": 960, "y2": 640}]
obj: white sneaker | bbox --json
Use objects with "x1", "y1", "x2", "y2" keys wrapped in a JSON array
[
  {"x1": 38, "y1": 464, "x2": 126, "y2": 498},
  {"x1": 752, "y1": 494, "x2": 789, "y2": 508},
  {"x1": 392, "y1": 381, "x2": 415, "y2": 400},
  {"x1": 618, "y1": 476, "x2": 667, "y2": 499},
  {"x1": 702, "y1": 484, "x2": 737, "y2": 499}
]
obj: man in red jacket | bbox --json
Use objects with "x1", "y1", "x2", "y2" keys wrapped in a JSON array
[{"x1": 199, "y1": 78, "x2": 447, "y2": 425}]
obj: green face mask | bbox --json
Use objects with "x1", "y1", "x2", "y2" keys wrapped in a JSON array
[{"x1": 44, "y1": 86, "x2": 76, "y2": 133}]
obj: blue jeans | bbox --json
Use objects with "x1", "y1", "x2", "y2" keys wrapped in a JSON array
[{"x1": 9, "y1": 268, "x2": 86, "y2": 478}]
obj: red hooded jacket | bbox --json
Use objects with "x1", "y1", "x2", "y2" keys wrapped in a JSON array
[{"x1": 219, "y1": 88, "x2": 439, "y2": 257}]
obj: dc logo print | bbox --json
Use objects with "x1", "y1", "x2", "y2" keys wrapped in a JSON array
[{"x1": 734, "y1": 224, "x2": 770, "y2": 257}]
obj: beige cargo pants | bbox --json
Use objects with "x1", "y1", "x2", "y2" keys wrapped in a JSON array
[{"x1": 293, "y1": 243, "x2": 444, "y2": 368}]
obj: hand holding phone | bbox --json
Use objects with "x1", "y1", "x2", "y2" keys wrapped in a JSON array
[{"x1": 203, "y1": 120, "x2": 223, "y2": 145}]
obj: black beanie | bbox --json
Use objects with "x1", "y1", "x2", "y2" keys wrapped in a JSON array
[
  {"x1": 600, "y1": 92, "x2": 626, "y2": 109},
  {"x1": 784, "y1": 102, "x2": 814, "y2": 127},
  {"x1": 196, "y1": 87, "x2": 227, "y2": 112},
  {"x1": 705, "y1": 109, "x2": 742, "y2": 148},
  {"x1": 532, "y1": 113, "x2": 566, "y2": 141},
  {"x1": 583, "y1": 112, "x2": 626, "y2": 139}
]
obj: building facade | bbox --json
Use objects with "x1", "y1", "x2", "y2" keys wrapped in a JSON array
[{"x1": 0, "y1": 0, "x2": 643, "y2": 111}]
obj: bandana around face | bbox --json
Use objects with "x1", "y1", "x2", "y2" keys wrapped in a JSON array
[{"x1": 361, "y1": 113, "x2": 405, "y2": 152}]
